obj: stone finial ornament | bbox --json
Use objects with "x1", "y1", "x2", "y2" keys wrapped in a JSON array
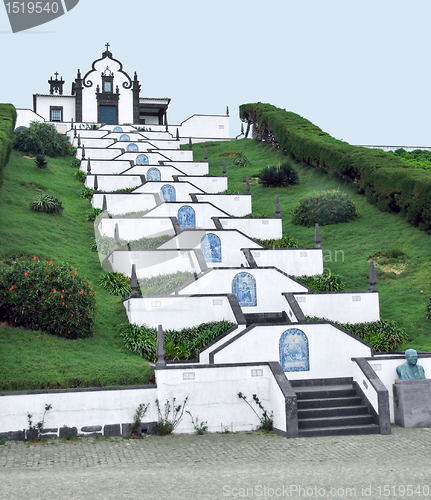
[
  {"x1": 176, "y1": 128, "x2": 179, "y2": 141},
  {"x1": 223, "y1": 159, "x2": 227, "y2": 177},
  {"x1": 226, "y1": 106, "x2": 229, "y2": 116},
  {"x1": 245, "y1": 175, "x2": 250, "y2": 194},
  {"x1": 101, "y1": 195, "x2": 108, "y2": 213},
  {"x1": 86, "y1": 158, "x2": 91, "y2": 174},
  {"x1": 156, "y1": 324, "x2": 166, "y2": 368},
  {"x1": 188, "y1": 137, "x2": 192, "y2": 150},
  {"x1": 314, "y1": 223, "x2": 322, "y2": 249},
  {"x1": 71, "y1": 118, "x2": 74, "y2": 129},
  {"x1": 396, "y1": 349, "x2": 425, "y2": 380},
  {"x1": 113, "y1": 223, "x2": 120, "y2": 251},
  {"x1": 368, "y1": 260, "x2": 377, "y2": 291},
  {"x1": 81, "y1": 145, "x2": 85, "y2": 159},
  {"x1": 74, "y1": 126, "x2": 77, "y2": 138},
  {"x1": 275, "y1": 196, "x2": 281, "y2": 217},
  {"x1": 93, "y1": 175, "x2": 98, "y2": 192},
  {"x1": 77, "y1": 134, "x2": 81, "y2": 147},
  {"x1": 130, "y1": 264, "x2": 140, "y2": 299},
  {"x1": 204, "y1": 146, "x2": 208, "y2": 161}
]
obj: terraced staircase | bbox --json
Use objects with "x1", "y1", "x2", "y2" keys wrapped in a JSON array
[{"x1": 291, "y1": 377, "x2": 380, "y2": 437}]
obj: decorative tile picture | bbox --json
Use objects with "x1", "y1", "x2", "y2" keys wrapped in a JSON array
[
  {"x1": 160, "y1": 185, "x2": 176, "y2": 202},
  {"x1": 232, "y1": 272, "x2": 257, "y2": 307},
  {"x1": 136, "y1": 154, "x2": 149, "y2": 165},
  {"x1": 147, "y1": 167, "x2": 161, "y2": 181},
  {"x1": 201, "y1": 233, "x2": 222, "y2": 263},
  {"x1": 279, "y1": 328, "x2": 310, "y2": 372},
  {"x1": 113, "y1": 126, "x2": 123, "y2": 132},
  {"x1": 127, "y1": 143, "x2": 139, "y2": 152},
  {"x1": 119, "y1": 134, "x2": 130, "y2": 142},
  {"x1": 178, "y1": 205, "x2": 196, "y2": 228}
]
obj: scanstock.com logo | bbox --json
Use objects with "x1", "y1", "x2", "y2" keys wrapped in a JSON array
[{"x1": 4, "y1": 0, "x2": 79, "y2": 32}]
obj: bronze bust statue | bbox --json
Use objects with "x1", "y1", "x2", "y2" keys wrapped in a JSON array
[{"x1": 396, "y1": 349, "x2": 425, "y2": 380}]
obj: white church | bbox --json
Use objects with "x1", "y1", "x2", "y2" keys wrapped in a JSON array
[{"x1": 16, "y1": 44, "x2": 231, "y2": 141}]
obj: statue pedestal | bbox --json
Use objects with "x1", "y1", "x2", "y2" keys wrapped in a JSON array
[{"x1": 393, "y1": 379, "x2": 431, "y2": 428}]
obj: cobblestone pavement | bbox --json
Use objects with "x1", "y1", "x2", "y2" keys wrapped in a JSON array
[{"x1": 1, "y1": 426, "x2": 431, "y2": 499}]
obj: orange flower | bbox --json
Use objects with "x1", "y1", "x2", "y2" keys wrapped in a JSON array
[
  {"x1": 33, "y1": 256, "x2": 36, "y2": 260},
  {"x1": 9, "y1": 285, "x2": 14, "y2": 290},
  {"x1": 24, "y1": 272, "x2": 27, "y2": 276},
  {"x1": 49, "y1": 260, "x2": 52, "y2": 265},
  {"x1": 53, "y1": 289, "x2": 56, "y2": 293},
  {"x1": 47, "y1": 274, "x2": 49, "y2": 277},
  {"x1": 81, "y1": 290, "x2": 84, "y2": 294}
]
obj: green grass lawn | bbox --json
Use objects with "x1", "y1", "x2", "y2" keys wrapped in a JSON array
[
  {"x1": 0, "y1": 151, "x2": 153, "y2": 391},
  {"x1": 2, "y1": 137, "x2": 431, "y2": 392},
  {"x1": 192, "y1": 139, "x2": 431, "y2": 351}
]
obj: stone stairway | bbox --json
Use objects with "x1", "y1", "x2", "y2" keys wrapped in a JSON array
[
  {"x1": 244, "y1": 312, "x2": 289, "y2": 326},
  {"x1": 291, "y1": 378, "x2": 380, "y2": 437}
]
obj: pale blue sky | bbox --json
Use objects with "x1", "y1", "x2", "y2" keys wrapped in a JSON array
[{"x1": 1, "y1": 0, "x2": 430, "y2": 146}]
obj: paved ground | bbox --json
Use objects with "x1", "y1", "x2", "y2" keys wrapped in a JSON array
[{"x1": 1, "y1": 426, "x2": 431, "y2": 499}]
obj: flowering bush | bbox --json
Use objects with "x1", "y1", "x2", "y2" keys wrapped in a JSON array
[
  {"x1": 0, "y1": 258, "x2": 96, "y2": 339},
  {"x1": 292, "y1": 190, "x2": 358, "y2": 227}
]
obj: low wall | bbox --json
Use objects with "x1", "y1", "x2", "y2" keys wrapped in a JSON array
[
  {"x1": 215, "y1": 217, "x2": 282, "y2": 240},
  {"x1": 209, "y1": 323, "x2": 373, "y2": 381},
  {"x1": 124, "y1": 294, "x2": 241, "y2": 330},
  {"x1": 108, "y1": 249, "x2": 204, "y2": 278},
  {"x1": 0, "y1": 385, "x2": 158, "y2": 439},
  {"x1": 250, "y1": 248, "x2": 323, "y2": 276},
  {"x1": 133, "y1": 181, "x2": 204, "y2": 200},
  {"x1": 78, "y1": 147, "x2": 123, "y2": 160},
  {"x1": 91, "y1": 193, "x2": 158, "y2": 214},
  {"x1": 97, "y1": 216, "x2": 176, "y2": 240},
  {"x1": 294, "y1": 291, "x2": 380, "y2": 324},
  {"x1": 195, "y1": 194, "x2": 252, "y2": 217},
  {"x1": 82, "y1": 160, "x2": 133, "y2": 175},
  {"x1": 126, "y1": 165, "x2": 186, "y2": 180},
  {"x1": 159, "y1": 161, "x2": 208, "y2": 176},
  {"x1": 86, "y1": 174, "x2": 143, "y2": 191},
  {"x1": 177, "y1": 175, "x2": 227, "y2": 193},
  {"x1": 168, "y1": 114, "x2": 230, "y2": 140}
]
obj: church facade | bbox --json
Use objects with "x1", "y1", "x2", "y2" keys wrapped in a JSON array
[{"x1": 33, "y1": 44, "x2": 170, "y2": 126}]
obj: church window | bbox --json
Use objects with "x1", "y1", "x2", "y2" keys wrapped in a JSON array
[{"x1": 50, "y1": 107, "x2": 63, "y2": 122}]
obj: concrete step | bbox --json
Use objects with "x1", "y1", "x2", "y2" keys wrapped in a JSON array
[
  {"x1": 298, "y1": 424, "x2": 380, "y2": 438},
  {"x1": 294, "y1": 385, "x2": 357, "y2": 400},
  {"x1": 298, "y1": 405, "x2": 369, "y2": 419},
  {"x1": 297, "y1": 396, "x2": 363, "y2": 409},
  {"x1": 298, "y1": 414, "x2": 375, "y2": 429}
]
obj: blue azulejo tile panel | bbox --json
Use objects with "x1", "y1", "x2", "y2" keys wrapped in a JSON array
[
  {"x1": 127, "y1": 143, "x2": 139, "y2": 152},
  {"x1": 160, "y1": 185, "x2": 176, "y2": 202},
  {"x1": 177, "y1": 205, "x2": 196, "y2": 228},
  {"x1": 279, "y1": 328, "x2": 310, "y2": 372},
  {"x1": 113, "y1": 126, "x2": 123, "y2": 132},
  {"x1": 200, "y1": 233, "x2": 222, "y2": 263},
  {"x1": 232, "y1": 272, "x2": 257, "y2": 307},
  {"x1": 136, "y1": 154, "x2": 149, "y2": 165},
  {"x1": 147, "y1": 167, "x2": 161, "y2": 181},
  {"x1": 119, "y1": 134, "x2": 131, "y2": 142}
]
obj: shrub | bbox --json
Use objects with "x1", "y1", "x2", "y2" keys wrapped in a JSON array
[
  {"x1": 292, "y1": 189, "x2": 358, "y2": 227},
  {"x1": 34, "y1": 154, "x2": 47, "y2": 169},
  {"x1": 295, "y1": 272, "x2": 346, "y2": 291},
  {"x1": 0, "y1": 258, "x2": 96, "y2": 338},
  {"x1": 14, "y1": 122, "x2": 71, "y2": 157},
  {"x1": 258, "y1": 161, "x2": 299, "y2": 187},
  {"x1": 342, "y1": 320, "x2": 408, "y2": 352},
  {"x1": 139, "y1": 270, "x2": 194, "y2": 296},
  {"x1": 31, "y1": 193, "x2": 63, "y2": 214},
  {"x1": 238, "y1": 392, "x2": 273, "y2": 431},
  {"x1": 234, "y1": 153, "x2": 250, "y2": 167},
  {"x1": 155, "y1": 397, "x2": 188, "y2": 435},
  {"x1": 85, "y1": 207, "x2": 102, "y2": 222},
  {"x1": 71, "y1": 158, "x2": 81, "y2": 168},
  {"x1": 120, "y1": 320, "x2": 235, "y2": 361},
  {"x1": 91, "y1": 234, "x2": 170, "y2": 256},
  {"x1": 99, "y1": 272, "x2": 132, "y2": 298},
  {"x1": 80, "y1": 187, "x2": 94, "y2": 200},
  {"x1": 255, "y1": 235, "x2": 298, "y2": 248},
  {"x1": 75, "y1": 170, "x2": 86, "y2": 183}
]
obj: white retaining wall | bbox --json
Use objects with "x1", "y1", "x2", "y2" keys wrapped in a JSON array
[
  {"x1": 294, "y1": 291, "x2": 380, "y2": 324},
  {"x1": 108, "y1": 249, "x2": 203, "y2": 278},
  {"x1": 79, "y1": 148, "x2": 123, "y2": 160},
  {"x1": 176, "y1": 268, "x2": 308, "y2": 313},
  {"x1": 216, "y1": 217, "x2": 283, "y2": 240},
  {"x1": 125, "y1": 165, "x2": 188, "y2": 179},
  {"x1": 124, "y1": 295, "x2": 238, "y2": 330},
  {"x1": 133, "y1": 181, "x2": 204, "y2": 199},
  {"x1": 250, "y1": 248, "x2": 324, "y2": 276},
  {"x1": 91, "y1": 193, "x2": 158, "y2": 214},
  {"x1": 209, "y1": 323, "x2": 372, "y2": 380},
  {"x1": 177, "y1": 175, "x2": 227, "y2": 193},
  {"x1": 86, "y1": 174, "x2": 143, "y2": 191},
  {"x1": 143, "y1": 203, "x2": 229, "y2": 229},
  {"x1": 159, "y1": 161, "x2": 209, "y2": 176},
  {"x1": 195, "y1": 194, "x2": 252, "y2": 217},
  {"x1": 97, "y1": 217, "x2": 176, "y2": 240},
  {"x1": 168, "y1": 114, "x2": 230, "y2": 139},
  {"x1": 81, "y1": 160, "x2": 132, "y2": 175}
]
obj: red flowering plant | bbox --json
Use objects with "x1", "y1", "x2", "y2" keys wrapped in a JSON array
[
  {"x1": 292, "y1": 189, "x2": 359, "y2": 227},
  {"x1": 0, "y1": 258, "x2": 96, "y2": 339}
]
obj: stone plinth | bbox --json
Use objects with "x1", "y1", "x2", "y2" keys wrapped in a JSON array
[{"x1": 393, "y1": 379, "x2": 431, "y2": 427}]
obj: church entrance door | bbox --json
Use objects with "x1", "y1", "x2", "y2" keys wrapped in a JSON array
[{"x1": 99, "y1": 105, "x2": 117, "y2": 125}]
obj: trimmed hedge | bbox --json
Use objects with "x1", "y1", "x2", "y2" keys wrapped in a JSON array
[
  {"x1": 240, "y1": 102, "x2": 431, "y2": 233},
  {"x1": 0, "y1": 104, "x2": 17, "y2": 181}
]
